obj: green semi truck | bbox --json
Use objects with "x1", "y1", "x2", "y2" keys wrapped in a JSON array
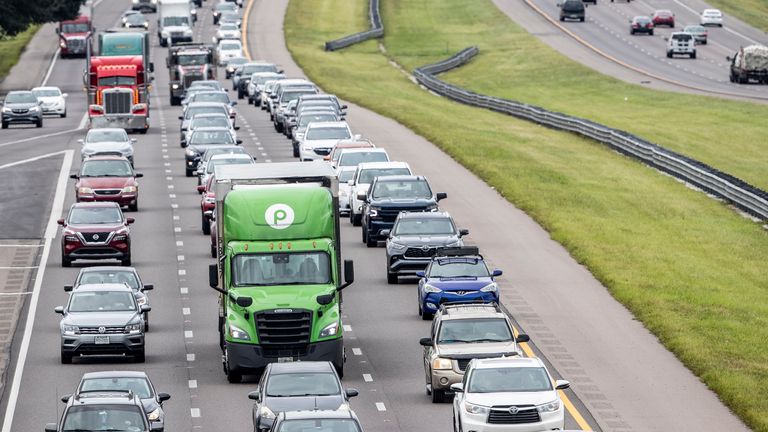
[{"x1": 208, "y1": 163, "x2": 354, "y2": 383}]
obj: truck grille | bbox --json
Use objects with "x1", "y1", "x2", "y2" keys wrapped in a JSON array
[
  {"x1": 79, "y1": 326, "x2": 125, "y2": 334},
  {"x1": 103, "y1": 90, "x2": 132, "y2": 114},
  {"x1": 81, "y1": 232, "x2": 113, "y2": 243},
  {"x1": 404, "y1": 247, "x2": 437, "y2": 258},
  {"x1": 255, "y1": 309, "x2": 312, "y2": 348},
  {"x1": 183, "y1": 73, "x2": 204, "y2": 88},
  {"x1": 487, "y1": 406, "x2": 540, "y2": 424},
  {"x1": 67, "y1": 38, "x2": 85, "y2": 51}
]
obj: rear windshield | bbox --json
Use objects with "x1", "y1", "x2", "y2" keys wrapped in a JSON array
[
  {"x1": 672, "y1": 34, "x2": 693, "y2": 41},
  {"x1": 86, "y1": 129, "x2": 128, "y2": 143},
  {"x1": 186, "y1": 106, "x2": 227, "y2": 119},
  {"x1": 32, "y1": 88, "x2": 61, "y2": 97},
  {"x1": 191, "y1": 116, "x2": 230, "y2": 129},
  {"x1": 306, "y1": 127, "x2": 351, "y2": 141},
  {"x1": 338, "y1": 152, "x2": 389, "y2": 167},
  {"x1": 192, "y1": 93, "x2": 229, "y2": 104},
  {"x1": 220, "y1": 42, "x2": 241, "y2": 51},
  {"x1": 190, "y1": 130, "x2": 235, "y2": 144},
  {"x1": 68, "y1": 207, "x2": 123, "y2": 224},
  {"x1": 98, "y1": 76, "x2": 136, "y2": 86},
  {"x1": 62, "y1": 405, "x2": 145, "y2": 431}
]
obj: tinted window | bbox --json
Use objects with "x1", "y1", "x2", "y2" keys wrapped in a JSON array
[
  {"x1": 79, "y1": 270, "x2": 139, "y2": 290},
  {"x1": 358, "y1": 168, "x2": 411, "y2": 184},
  {"x1": 281, "y1": 90, "x2": 317, "y2": 103},
  {"x1": 68, "y1": 207, "x2": 123, "y2": 224},
  {"x1": 81, "y1": 377, "x2": 152, "y2": 398},
  {"x1": 220, "y1": 42, "x2": 241, "y2": 50},
  {"x1": 233, "y1": 252, "x2": 332, "y2": 286},
  {"x1": 266, "y1": 372, "x2": 340, "y2": 397},
  {"x1": 81, "y1": 160, "x2": 133, "y2": 177},
  {"x1": 62, "y1": 405, "x2": 146, "y2": 431},
  {"x1": 69, "y1": 291, "x2": 136, "y2": 312},
  {"x1": 467, "y1": 367, "x2": 552, "y2": 393},
  {"x1": 437, "y1": 318, "x2": 512, "y2": 343},
  {"x1": 394, "y1": 218, "x2": 455, "y2": 235},
  {"x1": 672, "y1": 34, "x2": 693, "y2": 41},
  {"x1": 98, "y1": 76, "x2": 136, "y2": 86},
  {"x1": 372, "y1": 179, "x2": 431, "y2": 199}
]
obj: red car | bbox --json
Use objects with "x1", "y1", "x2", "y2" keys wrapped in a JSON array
[
  {"x1": 58, "y1": 202, "x2": 134, "y2": 267},
  {"x1": 630, "y1": 16, "x2": 654, "y2": 35},
  {"x1": 652, "y1": 10, "x2": 675, "y2": 27},
  {"x1": 197, "y1": 174, "x2": 216, "y2": 235},
  {"x1": 71, "y1": 155, "x2": 143, "y2": 211}
]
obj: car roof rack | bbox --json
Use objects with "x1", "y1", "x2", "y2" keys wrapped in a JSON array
[
  {"x1": 439, "y1": 301, "x2": 501, "y2": 313},
  {"x1": 435, "y1": 246, "x2": 481, "y2": 258},
  {"x1": 75, "y1": 389, "x2": 134, "y2": 400}
]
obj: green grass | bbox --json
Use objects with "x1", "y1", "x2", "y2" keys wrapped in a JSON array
[
  {"x1": 0, "y1": 26, "x2": 40, "y2": 82},
  {"x1": 285, "y1": 0, "x2": 768, "y2": 430},
  {"x1": 707, "y1": 0, "x2": 768, "y2": 32}
]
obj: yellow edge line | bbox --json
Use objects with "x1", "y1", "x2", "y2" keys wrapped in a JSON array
[
  {"x1": 241, "y1": 0, "x2": 255, "y2": 61},
  {"x1": 518, "y1": 338, "x2": 593, "y2": 431}
]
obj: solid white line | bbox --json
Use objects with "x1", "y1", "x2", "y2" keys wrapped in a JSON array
[
  {"x1": 0, "y1": 130, "x2": 80, "y2": 149},
  {"x1": 363, "y1": 374, "x2": 373, "y2": 382},
  {"x1": 343, "y1": 325, "x2": 352, "y2": 332},
  {"x1": 0, "y1": 244, "x2": 43, "y2": 248},
  {"x1": 375, "y1": 402, "x2": 386, "y2": 411},
  {"x1": 0, "y1": 266, "x2": 38, "y2": 269},
  {"x1": 41, "y1": 49, "x2": 61, "y2": 86},
  {"x1": 177, "y1": 255, "x2": 185, "y2": 261},
  {"x1": 671, "y1": 0, "x2": 761, "y2": 45},
  {"x1": 0, "y1": 150, "x2": 67, "y2": 170},
  {"x1": 0, "y1": 293, "x2": 32, "y2": 296},
  {"x1": 1, "y1": 150, "x2": 73, "y2": 432}
]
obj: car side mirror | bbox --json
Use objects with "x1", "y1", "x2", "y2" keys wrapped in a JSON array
[
  {"x1": 450, "y1": 383, "x2": 464, "y2": 393},
  {"x1": 45, "y1": 423, "x2": 57, "y2": 432},
  {"x1": 419, "y1": 337, "x2": 432, "y2": 347},
  {"x1": 247, "y1": 388, "x2": 261, "y2": 401},
  {"x1": 725, "y1": 56, "x2": 731, "y2": 61},
  {"x1": 54, "y1": 306, "x2": 64, "y2": 315},
  {"x1": 236, "y1": 139, "x2": 243, "y2": 145},
  {"x1": 77, "y1": 139, "x2": 84, "y2": 145},
  {"x1": 516, "y1": 334, "x2": 530, "y2": 343},
  {"x1": 178, "y1": 115, "x2": 184, "y2": 120},
  {"x1": 436, "y1": 192, "x2": 448, "y2": 201},
  {"x1": 130, "y1": 138, "x2": 137, "y2": 143},
  {"x1": 69, "y1": 174, "x2": 79, "y2": 179},
  {"x1": 135, "y1": 173, "x2": 144, "y2": 178},
  {"x1": 345, "y1": 388, "x2": 359, "y2": 398},
  {"x1": 126, "y1": 217, "x2": 135, "y2": 224},
  {"x1": 415, "y1": 271, "x2": 425, "y2": 278},
  {"x1": 234, "y1": 126, "x2": 240, "y2": 130},
  {"x1": 356, "y1": 191, "x2": 367, "y2": 201},
  {"x1": 555, "y1": 380, "x2": 570, "y2": 390},
  {"x1": 157, "y1": 392, "x2": 171, "y2": 402},
  {"x1": 380, "y1": 229, "x2": 390, "y2": 237},
  {"x1": 63, "y1": 284, "x2": 73, "y2": 292},
  {"x1": 141, "y1": 305, "x2": 151, "y2": 313},
  {"x1": 236, "y1": 296, "x2": 253, "y2": 308},
  {"x1": 491, "y1": 269, "x2": 503, "y2": 277},
  {"x1": 57, "y1": 218, "x2": 66, "y2": 226},
  {"x1": 196, "y1": 185, "x2": 206, "y2": 192},
  {"x1": 459, "y1": 228, "x2": 469, "y2": 237},
  {"x1": 231, "y1": 101, "x2": 237, "y2": 106},
  {"x1": 142, "y1": 284, "x2": 154, "y2": 291},
  {"x1": 61, "y1": 394, "x2": 71, "y2": 403},
  {"x1": 347, "y1": 179, "x2": 354, "y2": 186},
  {"x1": 316, "y1": 293, "x2": 334, "y2": 305}
]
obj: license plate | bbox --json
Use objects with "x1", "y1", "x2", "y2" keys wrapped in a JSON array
[
  {"x1": 94, "y1": 336, "x2": 110, "y2": 345},
  {"x1": 277, "y1": 357, "x2": 294, "y2": 363}
]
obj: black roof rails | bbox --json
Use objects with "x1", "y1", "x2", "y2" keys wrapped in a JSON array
[
  {"x1": 75, "y1": 389, "x2": 134, "y2": 400},
  {"x1": 435, "y1": 246, "x2": 481, "y2": 257}
]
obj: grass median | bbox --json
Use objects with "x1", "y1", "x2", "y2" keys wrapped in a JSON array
[
  {"x1": 0, "y1": 26, "x2": 40, "y2": 83},
  {"x1": 285, "y1": 0, "x2": 768, "y2": 430}
]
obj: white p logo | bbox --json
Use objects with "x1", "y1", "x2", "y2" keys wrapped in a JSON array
[{"x1": 265, "y1": 204, "x2": 294, "y2": 230}]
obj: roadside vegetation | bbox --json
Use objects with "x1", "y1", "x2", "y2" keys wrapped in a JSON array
[
  {"x1": 0, "y1": 26, "x2": 40, "y2": 82},
  {"x1": 707, "y1": 0, "x2": 768, "y2": 32},
  {"x1": 284, "y1": 0, "x2": 768, "y2": 430}
]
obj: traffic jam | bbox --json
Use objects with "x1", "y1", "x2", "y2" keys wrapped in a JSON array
[{"x1": 3, "y1": 0, "x2": 585, "y2": 431}]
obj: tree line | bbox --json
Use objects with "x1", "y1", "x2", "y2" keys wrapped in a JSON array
[{"x1": 0, "y1": 0, "x2": 86, "y2": 37}]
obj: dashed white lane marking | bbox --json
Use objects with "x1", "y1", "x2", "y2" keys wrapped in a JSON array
[
  {"x1": 363, "y1": 374, "x2": 373, "y2": 382},
  {"x1": 174, "y1": 227, "x2": 181, "y2": 232},
  {"x1": 186, "y1": 353, "x2": 195, "y2": 362},
  {"x1": 190, "y1": 408, "x2": 201, "y2": 418},
  {"x1": 185, "y1": 331, "x2": 194, "y2": 339},
  {"x1": 178, "y1": 269, "x2": 186, "y2": 276},
  {"x1": 375, "y1": 402, "x2": 386, "y2": 411},
  {"x1": 343, "y1": 325, "x2": 352, "y2": 332},
  {"x1": 188, "y1": 380, "x2": 198, "y2": 389},
  {"x1": 164, "y1": 162, "x2": 171, "y2": 167},
  {"x1": 173, "y1": 215, "x2": 180, "y2": 221},
  {"x1": 180, "y1": 287, "x2": 189, "y2": 294},
  {"x1": 352, "y1": 348, "x2": 362, "y2": 356},
  {"x1": 171, "y1": 204, "x2": 179, "y2": 209},
  {"x1": 176, "y1": 241, "x2": 184, "y2": 246},
  {"x1": 265, "y1": 159, "x2": 272, "y2": 163},
  {"x1": 166, "y1": 176, "x2": 173, "y2": 181},
  {"x1": 169, "y1": 194, "x2": 176, "y2": 198},
  {"x1": 167, "y1": 184, "x2": 174, "y2": 189},
  {"x1": 177, "y1": 255, "x2": 185, "y2": 261},
  {"x1": 183, "y1": 307, "x2": 191, "y2": 315}
]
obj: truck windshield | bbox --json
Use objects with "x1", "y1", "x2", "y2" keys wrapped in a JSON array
[
  {"x1": 163, "y1": 16, "x2": 190, "y2": 26},
  {"x1": 61, "y1": 23, "x2": 90, "y2": 33},
  {"x1": 178, "y1": 54, "x2": 209, "y2": 66},
  {"x1": 62, "y1": 405, "x2": 146, "y2": 431},
  {"x1": 233, "y1": 252, "x2": 332, "y2": 286},
  {"x1": 100, "y1": 38, "x2": 142, "y2": 56},
  {"x1": 98, "y1": 76, "x2": 137, "y2": 86}
]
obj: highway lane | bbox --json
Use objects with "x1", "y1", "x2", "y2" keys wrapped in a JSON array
[{"x1": 499, "y1": 0, "x2": 768, "y2": 101}]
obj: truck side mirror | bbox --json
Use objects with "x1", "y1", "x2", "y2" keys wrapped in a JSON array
[
  {"x1": 316, "y1": 294, "x2": 334, "y2": 305},
  {"x1": 209, "y1": 264, "x2": 218, "y2": 288},
  {"x1": 344, "y1": 260, "x2": 354, "y2": 284},
  {"x1": 64, "y1": 285, "x2": 73, "y2": 292},
  {"x1": 436, "y1": 192, "x2": 448, "y2": 201},
  {"x1": 236, "y1": 296, "x2": 252, "y2": 308},
  {"x1": 61, "y1": 394, "x2": 71, "y2": 403}
]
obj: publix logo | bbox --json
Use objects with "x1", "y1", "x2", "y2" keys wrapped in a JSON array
[{"x1": 265, "y1": 204, "x2": 295, "y2": 229}]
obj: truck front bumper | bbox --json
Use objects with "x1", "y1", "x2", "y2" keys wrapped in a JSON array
[
  {"x1": 226, "y1": 338, "x2": 344, "y2": 374},
  {"x1": 91, "y1": 115, "x2": 149, "y2": 132}
]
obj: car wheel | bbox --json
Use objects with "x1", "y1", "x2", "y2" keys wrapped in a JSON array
[
  {"x1": 62, "y1": 255, "x2": 72, "y2": 267},
  {"x1": 335, "y1": 363, "x2": 344, "y2": 379},
  {"x1": 580, "y1": 17, "x2": 585, "y2": 22},
  {"x1": 36, "y1": 119, "x2": 43, "y2": 128},
  {"x1": 666, "y1": 51, "x2": 672, "y2": 58},
  {"x1": 366, "y1": 234, "x2": 377, "y2": 248},
  {"x1": 649, "y1": 30, "x2": 654, "y2": 36},
  {"x1": 144, "y1": 313, "x2": 149, "y2": 332},
  {"x1": 422, "y1": 311, "x2": 433, "y2": 321},
  {"x1": 121, "y1": 255, "x2": 132, "y2": 266},
  {"x1": 186, "y1": 168, "x2": 194, "y2": 177},
  {"x1": 362, "y1": 227, "x2": 368, "y2": 244},
  {"x1": 61, "y1": 110, "x2": 67, "y2": 118},
  {"x1": 387, "y1": 272, "x2": 398, "y2": 284},
  {"x1": 60, "y1": 351, "x2": 73, "y2": 364},
  {"x1": 691, "y1": 52, "x2": 696, "y2": 59},
  {"x1": 129, "y1": 201, "x2": 138, "y2": 212},
  {"x1": 134, "y1": 349, "x2": 145, "y2": 363},
  {"x1": 431, "y1": 388, "x2": 445, "y2": 403},
  {"x1": 1, "y1": 122, "x2": 7, "y2": 129},
  {"x1": 225, "y1": 356, "x2": 242, "y2": 383},
  {"x1": 292, "y1": 143, "x2": 299, "y2": 158},
  {"x1": 202, "y1": 213, "x2": 211, "y2": 235},
  {"x1": 352, "y1": 213, "x2": 362, "y2": 227},
  {"x1": 211, "y1": 242, "x2": 216, "y2": 258}
]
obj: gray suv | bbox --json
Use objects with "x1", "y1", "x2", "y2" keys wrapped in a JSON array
[
  {"x1": 1, "y1": 90, "x2": 43, "y2": 129},
  {"x1": 383, "y1": 211, "x2": 468, "y2": 284},
  {"x1": 46, "y1": 391, "x2": 160, "y2": 432},
  {"x1": 55, "y1": 283, "x2": 149, "y2": 364}
]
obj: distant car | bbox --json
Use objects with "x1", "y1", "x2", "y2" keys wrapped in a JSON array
[
  {"x1": 73, "y1": 371, "x2": 170, "y2": 432},
  {"x1": 184, "y1": 127, "x2": 242, "y2": 176},
  {"x1": 325, "y1": 138, "x2": 375, "y2": 165},
  {"x1": 666, "y1": 32, "x2": 696, "y2": 58},
  {"x1": 335, "y1": 147, "x2": 389, "y2": 168},
  {"x1": 247, "y1": 362, "x2": 358, "y2": 432},
  {"x1": 299, "y1": 121, "x2": 352, "y2": 161},
  {"x1": 214, "y1": 22, "x2": 241, "y2": 43},
  {"x1": 79, "y1": 128, "x2": 135, "y2": 165},
  {"x1": 224, "y1": 56, "x2": 248, "y2": 79},
  {"x1": 213, "y1": 1, "x2": 238, "y2": 24},
  {"x1": 452, "y1": 357, "x2": 570, "y2": 431},
  {"x1": 182, "y1": 112, "x2": 237, "y2": 147},
  {"x1": 629, "y1": 16, "x2": 654, "y2": 35},
  {"x1": 348, "y1": 160, "x2": 410, "y2": 226},
  {"x1": 121, "y1": 10, "x2": 142, "y2": 24},
  {"x1": 1, "y1": 90, "x2": 43, "y2": 128},
  {"x1": 32, "y1": 86, "x2": 68, "y2": 117},
  {"x1": 247, "y1": 72, "x2": 285, "y2": 106},
  {"x1": 269, "y1": 410, "x2": 364, "y2": 432},
  {"x1": 198, "y1": 174, "x2": 217, "y2": 235},
  {"x1": 46, "y1": 391, "x2": 155, "y2": 432},
  {"x1": 652, "y1": 9, "x2": 675, "y2": 27},
  {"x1": 383, "y1": 211, "x2": 467, "y2": 284},
  {"x1": 291, "y1": 112, "x2": 340, "y2": 156},
  {"x1": 700, "y1": 9, "x2": 723, "y2": 27},
  {"x1": 198, "y1": 153, "x2": 254, "y2": 192},
  {"x1": 72, "y1": 155, "x2": 143, "y2": 210},
  {"x1": 233, "y1": 62, "x2": 282, "y2": 96},
  {"x1": 336, "y1": 166, "x2": 356, "y2": 215},
  {"x1": 218, "y1": 11, "x2": 242, "y2": 28},
  {"x1": 216, "y1": 39, "x2": 243, "y2": 66},
  {"x1": 58, "y1": 202, "x2": 134, "y2": 267},
  {"x1": 123, "y1": 13, "x2": 149, "y2": 29},
  {"x1": 683, "y1": 25, "x2": 708, "y2": 44},
  {"x1": 558, "y1": 0, "x2": 585, "y2": 22},
  {"x1": 180, "y1": 102, "x2": 233, "y2": 145}
]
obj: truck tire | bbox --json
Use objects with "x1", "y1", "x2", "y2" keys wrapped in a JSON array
[
  {"x1": 237, "y1": 88, "x2": 245, "y2": 99},
  {"x1": 144, "y1": 313, "x2": 149, "y2": 332}
]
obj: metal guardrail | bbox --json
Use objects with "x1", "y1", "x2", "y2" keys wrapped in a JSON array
[
  {"x1": 324, "y1": 0, "x2": 383, "y2": 51},
  {"x1": 413, "y1": 47, "x2": 768, "y2": 220}
]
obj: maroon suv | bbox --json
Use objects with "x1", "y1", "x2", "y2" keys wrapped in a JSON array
[
  {"x1": 58, "y1": 202, "x2": 134, "y2": 267},
  {"x1": 71, "y1": 155, "x2": 143, "y2": 211}
]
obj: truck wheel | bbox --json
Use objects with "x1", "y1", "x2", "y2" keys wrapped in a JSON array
[
  {"x1": 422, "y1": 310, "x2": 433, "y2": 321},
  {"x1": 387, "y1": 272, "x2": 398, "y2": 284},
  {"x1": 431, "y1": 389, "x2": 445, "y2": 403},
  {"x1": 134, "y1": 349, "x2": 146, "y2": 363},
  {"x1": 226, "y1": 363, "x2": 242, "y2": 383},
  {"x1": 362, "y1": 227, "x2": 367, "y2": 244},
  {"x1": 202, "y1": 213, "x2": 211, "y2": 235},
  {"x1": 691, "y1": 52, "x2": 696, "y2": 59},
  {"x1": 170, "y1": 95, "x2": 180, "y2": 106},
  {"x1": 666, "y1": 51, "x2": 672, "y2": 58},
  {"x1": 60, "y1": 351, "x2": 73, "y2": 364}
]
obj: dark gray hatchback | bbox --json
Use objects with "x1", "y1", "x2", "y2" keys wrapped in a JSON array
[
  {"x1": 1, "y1": 90, "x2": 43, "y2": 128},
  {"x1": 559, "y1": 0, "x2": 586, "y2": 22}
]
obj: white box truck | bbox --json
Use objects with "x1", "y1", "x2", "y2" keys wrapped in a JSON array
[{"x1": 157, "y1": 0, "x2": 195, "y2": 47}]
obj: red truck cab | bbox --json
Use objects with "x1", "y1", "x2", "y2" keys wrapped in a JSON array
[
  {"x1": 57, "y1": 15, "x2": 92, "y2": 58},
  {"x1": 86, "y1": 56, "x2": 149, "y2": 131}
]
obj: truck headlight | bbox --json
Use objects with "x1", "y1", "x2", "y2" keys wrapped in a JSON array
[
  {"x1": 536, "y1": 399, "x2": 561, "y2": 413},
  {"x1": 125, "y1": 323, "x2": 142, "y2": 334},
  {"x1": 431, "y1": 357, "x2": 452, "y2": 370},
  {"x1": 463, "y1": 401, "x2": 490, "y2": 415},
  {"x1": 259, "y1": 406, "x2": 276, "y2": 420},
  {"x1": 122, "y1": 186, "x2": 137, "y2": 193},
  {"x1": 147, "y1": 407, "x2": 161, "y2": 421},
  {"x1": 423, "y1": 284, "x2": 442, "y2": 293},
  {"x1": 480, "y1": 282, "x2": 497, "y2": 292},
  {"x1": 78, "y1": 187, "x2": 93, "y2": 194},
  {"x1": 228, "y1": 324, "x2": 250, "y2": 340},
  {"x1": 319, "y1": 321, "x2": 339, "y2": 338},
  {"x1": 62, "y1": 325, "x2": 79, "y2": 335}
]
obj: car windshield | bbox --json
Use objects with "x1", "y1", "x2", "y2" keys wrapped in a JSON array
[
  {"x1": 81, "y1": 160, "x2": 133, "y2": 177},
  {"x1": 242, "y1": 64, "x2": 278, "y2": 74},
  {"x1": 338, "y1": 170, "x2": 355, "y2": 182},
  {"x1": 358, "y1": 168, "x2": 410, "y2": 184},
  {"x1": 61, "y1": 23, "x2": 90, "y2": 33},
  {"x1": 437, "y1": 318, "x2": 513, "y2": 343},
  {"x1": 220, "y1": 42, "x2": 241, "y2": 51},
  {"x1": 163, "y1": 16, "x2": 189, "y2": 26},
  {"x1": 203, "y1": 147, "x2": 245, "y2": 161},
  {"x1": 178, "y1": 54, "x2": 209, "y2": 66},
  {"x1": 207, "y1": 157, "x2": 251, "y2": 173},
  {"x1": 125, "y1": 14, "x2": 146, "y2": 24},
  {"x1": 68, "y1": 207, "x2": 123, "y2": 224},
  {"x1": 306, "y1": 127, "x2": 350, "y2": 141},
  {"x1": 98, "y1": 76, "x2": 136, "y2": 86},
  {"x1": 86, "y1": 130, "x2": 128, "y2": 143},
  {"x1": 281, "y1": 90, "x2": 317, "y2": 104},
  {"x1": 338, "y1": 152, "x2": 388, "y2": 167},
  {"x1": 192, "y1": 117, "x2": 230, "y2": 129},
  {"x1": 69, "y1": 291, "x2": 136, "y2": 312},
  {"x1": 186, "y1": 106, "x2": 227, "y2": 119},
  {"x1": 430, "y1": 260, "x2": 490, "y2": 278},
  {"x1": 80, "y1": 377, "x2": 152, "y2": 398},
  {"x1": 394, "y1": 218, "x2": 455, "y2": 235},
  {"x1": 216, "y1": 3, "x2": 237, "y2": 11},
  {"x1": 278, "y1": 419, "x2": 362, "y2": 432},
  {"x1": 193, "y1": 93, "x2": 229, "y2": 104},
  {"x1": 266, "y1": 372, "x2": 340, "y2": 397},
  {"x1": 299, "y1": 114, "x2": 336, "y2": 127},
  {"x1": 372, "y1": 180, "x2": 431, "y2": 199},
  {"x1": 61, "y1": 405, "x2": 146, "y2": 432},
  {"x1": 5, "y1": 92, "x2": 37, "y2": 103},
  {"x1": 220, "y1": 23, "x2": 239, "y2": 31},
  {"x1": 233, "y1": 252, "x2": 332, "y2": 286},
  {"x1": 467, "y1": 367, "x2": 553, "y2": 393},
  {"x1": 79, "y1": 270, "x2": 139, "y2": 290},
  {"x1": 32, "y1": 89, "x2": 61, "y2": 97},
  {"x1": 190, "y1": 130, "x2": 234, "y2": 145}
]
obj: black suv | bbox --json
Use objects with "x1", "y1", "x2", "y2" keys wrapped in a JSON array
[
  {"x1": 46, "y1": 391, "x2": 160, "y2": 432},
  {"x1": 360, "y1": 175, "x2": 447, "y2": 247}
]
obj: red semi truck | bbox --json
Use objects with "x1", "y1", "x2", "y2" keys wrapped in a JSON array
[{"x1": 57, "y1": 15, "x2": 93, "y2": 58}]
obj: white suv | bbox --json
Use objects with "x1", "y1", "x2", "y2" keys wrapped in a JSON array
[
  {"x1": 666, "y1": 32, "x2": 696, "y2": 59},
  {"x1": 348, "y1": 161, "x2": 411, "y2": 226},
  {"x1": 451, "y1": 357, "x2": 570, "y2": 432},
  {"x1": 298, "y1": 121, "x2": 352, "y2": 161}
]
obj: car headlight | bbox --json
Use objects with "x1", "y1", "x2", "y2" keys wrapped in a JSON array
[
  {"x1": 204, "y1": 196, "x2": 216, "y2": 203},
  {"x1": 136, "y1": 296, "x2": 147, "y2": 306},
  {"x1": 1, "y1": 107, "x2": 11, "y2": 113},
  {"x1": 319, "y1": 321, "x2": 339, "y2": 338},
  {"x1": 184, "y1": 28, "x2": 193, "y2": 35},
  {"x1": 186, "y1": 149, "x2": 197, "y2": 157},
  {"x1": 388, "y1": 240, "x2": 407, "y2": 252},
  {"x1": 60, "y1": 40, "x2": 67, "y2": 48},
  {"x1": 536, "y1": 399, "x2": 561, "y2": 413},
  {"x1": 125, "y1": 322, "x2": 142, "y2": 334},
  {"x1": 228, "y1": 324, "x2": 250, "y2": 340},
  {"x1": 122, "y1": 186, "x2": 137, "y2": 193},
  {"x1": 480, "y1": 282, "x2": 497, "y2": 292},
  {"x1": 259, "y1": 406, "x2": 276, "y2": 420},
  {"x1": 147, "y1": 407, "x2": 161, "y2": 421},
  {"x1": 172, "y1": 83, "x2": 179, "y2": 89},
  {"x1": 29, "y1": 106, "x2": 40, "y2": 112},
  {"x1": 431, "y1": 357, "x2": 452, "y2": 370},
  {"x1": 463, "y1": 401, "x2": 490, "y2": 415},
  {"x1": 423, "y1": 283, "x2": 442, "y2": 293},
  {"x1": 161, "y1": 31, "x2": 169, "y2": 38},
  {"x1": 78, "y1": 187, "x2": 94, "y2": 194},
  {"x1": 62, "y1": 325, "x2": 79, "y2": 335}
]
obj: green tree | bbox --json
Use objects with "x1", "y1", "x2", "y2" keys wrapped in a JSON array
[{"x1": 0, "y1": 0, "x2": 86, "y2": 36}]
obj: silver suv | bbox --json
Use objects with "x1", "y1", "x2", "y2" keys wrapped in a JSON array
[
  {"x1": 55, "y1": 283, "x2": 149, "y2": 364},
  {"x1": 418, "y1": 303, "x2": 529, "y2": 403},
  {"x1": 46, "y1": 391, "x2": 160, "y2": 432}
]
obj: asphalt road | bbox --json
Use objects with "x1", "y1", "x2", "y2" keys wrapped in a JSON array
[
  {"x1": 0, "y1": 0, "x2": 753, "y2": 431},
  {"x1": 496, "y1": 0, "x2": 768, "y2": 101}
]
